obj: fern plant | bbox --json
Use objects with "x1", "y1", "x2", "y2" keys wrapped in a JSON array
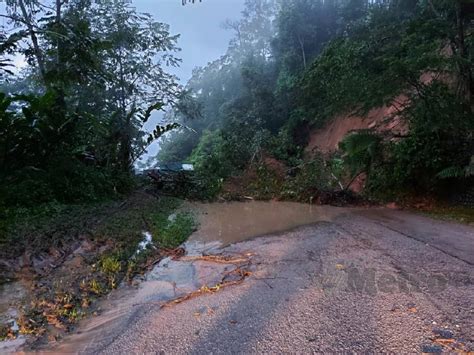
[
  {"x1": 339, "y1": 129, "x2": 382, "y2": 177},
  {"x1": 436, "y1": 156, "x2": 474, "y2": 179}
]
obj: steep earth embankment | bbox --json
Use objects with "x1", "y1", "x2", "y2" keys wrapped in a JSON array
[
  {"x1": 305, "y1": 95, "x2": 409, "y2": 155},
  {"x1": 305, "y1": 69, "x2": 457, "y2": 155}
]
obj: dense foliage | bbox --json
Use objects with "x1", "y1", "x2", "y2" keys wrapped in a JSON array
[
  {"x1": 1, "y1": 0, "x2": 473, "y2": 206},
  {"x1": 1, "y1": 0, "x2": 182, "y2": 207},
  {"x1": 159, "y1": 0, "x2": 473, "y2": 201}
]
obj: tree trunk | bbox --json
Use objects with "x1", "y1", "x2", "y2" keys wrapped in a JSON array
[
  {"x1": 117, "y1": 52, "x2": 132, "y2": 171},
  {"x1": 56, "y1": 0, "x2": 62, "y2": 67},
  {"x1": 456, "y1": 1, "x2": 473, "y2": 107},
  {"x1": 298, "y1": 35, "x2": 307, "y2": 70},
  {"x1": 18, "y1": 0, "x2": 47, "y2": 83}
]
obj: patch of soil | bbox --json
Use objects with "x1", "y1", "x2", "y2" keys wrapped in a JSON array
[
  {"x1": 221, "y1": 172, "x2": 257, "y2": 200},
  {"x1": 347, "y1": 172, "x2": 367, "y2": 194},
  {"x1": 0, "y1": 191, "x2": 184, "y2": 348},
  {"x1": 261, "y1": 154, "x2": 287, "y2": 178},
  {"x1": 221, "y1": 154, "x2": 288, "y2": 201},
  {"x1": 306, "y1": 95, "x2": 409, "y2": 155},
  {"x1": 220, "y1": 153, "x2": 371, "y2": 207}
]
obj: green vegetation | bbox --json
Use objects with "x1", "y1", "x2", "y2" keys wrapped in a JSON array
[
  {"x1": 4, "y1": 194, "x2": 195, "y2": 338},
  {"x1": 0, "y1": 0, "x2": 472, "y2": 344},
  {"x1": 1, "y1": 0, "x2": 181, "y2": 211},
  {"x1": 0, "y1": 0, "x2": 193, "y2": 282},
  {"x1": 159, "y1": 0, "x2": 473, "y2": 205},
  {"x1": 0, "y1": 190, "x2": 190, "y2": 262},
  {"x1": 158, "y1": 213, "x2": 196, "y2": 248},
  {"x1": 1, "y1": 0, "x2": 471, "y2": 276},
  {"x1": 423, "y1": 206, "x2": 474, "y2": 225},
  {"x1": 4, "y1": 0, "x2": 470, "y2": 212}
]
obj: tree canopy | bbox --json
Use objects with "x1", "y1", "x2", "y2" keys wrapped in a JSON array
[
  {"x1": 158, "y1": 0, "x2": 473, "y2": 199},
  {"x1": 1, "y1": 0, "x2": 472, "y2": 206},
  {"x1": 0, "y1": 0, "x2": 183, "y2": 205}
]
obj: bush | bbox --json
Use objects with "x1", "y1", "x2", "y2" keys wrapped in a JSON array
[
  {"x1": 158, "y1": 213, "x2": 196, "y2": 249},
  {"x1": 0, "y1": 91, "x2": 137, "y2": 208},
  {"x1": 247, "y1": 163, "x2": 285, "y2": 200},
  {"x1": 341, "y1": 83, "x2": 474, "y2": 198},
  {"x1": 281, "y1": 155, "x2": 333, "y2": 201},
  {"x1": 189, "y1": 130, "x2": 233, "y2": 180},
  {"x1": 184, "y1": 130, "x2": 233, "y2": 199}
]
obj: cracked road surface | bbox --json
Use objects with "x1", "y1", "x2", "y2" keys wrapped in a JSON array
[{"x1": 56, "y1": 205, "x2": 474, "y2": 354}]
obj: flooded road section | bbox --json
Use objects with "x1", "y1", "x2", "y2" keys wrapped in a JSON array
[
  {"x1": 188, "y1": 200, "x2": 348, "y2": 245},
  {"x1": 20, "y1": 202, "x2": 474, "y2": 353},
  {"x1": 49, "y1": 201, "x2": 348, "y2": 354}
]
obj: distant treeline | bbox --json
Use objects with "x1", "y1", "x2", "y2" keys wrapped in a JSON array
[{"x1": 158, "y1": 0, "x2": 473, "y2": 200}]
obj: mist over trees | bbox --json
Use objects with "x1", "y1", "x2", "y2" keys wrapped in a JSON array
[
  {"x1": 158, "y1": 0, "x2": 473, "y2": 199},
  {"x1": 0, "y1": 0, "x2": 472, "y2": 348},
  {"x1": 0, "y1": 0, "x2": 472, "y2": 208}
]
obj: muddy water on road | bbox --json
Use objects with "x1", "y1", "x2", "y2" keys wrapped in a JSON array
[
  {"x1": 188, "y1": 200, "x2": 348, "y2": 245},
  {"x1": 47, "y1": 201, "x2": 351, "y2": 353}
]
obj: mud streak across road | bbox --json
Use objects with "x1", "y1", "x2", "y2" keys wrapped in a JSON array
[{"x1": 52, "y1": 202, "x2": 474, "y2": 354}]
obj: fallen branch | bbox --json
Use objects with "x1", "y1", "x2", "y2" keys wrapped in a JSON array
[
  {"x1": 177, "y1": 255, "x2": 249, "y2": 264},
  {"x1": 160, "y1": 268, "x2": 251, "y2": 309}
]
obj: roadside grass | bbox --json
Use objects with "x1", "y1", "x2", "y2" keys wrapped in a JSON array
[
  {"x1": 0, "y1": 193, "x2": 195, "y2": 264},
  {"x1": 150, "y1": 212, "x2": 196, "y2": 249},
  {"x1": 0, "y1": 201, "x2": 112, "y2": 262},
  {"x1": 0, "y1": 191, "x2": 196, "y2": 343},
  {"x1": 421, "y1": 206, "x2": 474, "y2": 225}
]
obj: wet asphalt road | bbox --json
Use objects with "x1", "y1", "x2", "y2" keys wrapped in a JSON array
[{"x1": 66, "y1": 208, "x2": 474, "y2": 354}]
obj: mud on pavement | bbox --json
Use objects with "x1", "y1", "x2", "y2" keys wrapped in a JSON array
[
  {"x1": 51, "y1": 203, "x2": 474, "y2": 354},
  {"x1": 4, "y1": 201, "x2": 472, "y2": 353},
  {"x1": 50, "y1": 240, "x2": 255, "y2": 353}
]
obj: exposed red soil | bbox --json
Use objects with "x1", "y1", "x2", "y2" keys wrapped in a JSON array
[
  {"x1": 260, "y1": 154, "x2": 287, "y2": 178},
  {"x1": 306, "y1": 95, "x2": 410, "y2": 154},
  {"x1": 347, "y1": 172, "x2": 367, "y2": 194}
]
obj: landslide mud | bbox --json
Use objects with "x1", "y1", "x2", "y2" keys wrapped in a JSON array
[
  {"x1": 188, "y1": 201, "x2": 349, "y2": 245},
  {"x1": 49, "y1": 201, "x2": 345, "y2": 353}
]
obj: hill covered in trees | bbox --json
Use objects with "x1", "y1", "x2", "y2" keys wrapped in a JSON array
[
  {"x1": 158, "y1": 0, "x2": 474, "y2": 203},
  {"x1": 1, "y1": 0, "x2": 472, "y2": 208},
  {"x1": 0, "y1": 0, "x2": 473, "y2": 346},
  {"x1": 0, "y1": 0, "x2": 473, "y2": 249}
]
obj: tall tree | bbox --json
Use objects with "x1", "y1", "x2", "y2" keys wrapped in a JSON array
[{"x1": 90, "y1": 0, "x2": 182, "y2": 169}]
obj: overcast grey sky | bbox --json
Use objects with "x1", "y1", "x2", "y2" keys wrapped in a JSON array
[
  {"x1": 135, "y1": 0, "x2": 245, "y2": 84},
  {"x1": 133, "y1": 0, "x2": 246, "y2": 162}
]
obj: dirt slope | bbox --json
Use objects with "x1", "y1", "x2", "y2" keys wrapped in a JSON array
[{"x1": 306, "y1": 96, "x2": 409, "y2": 154}]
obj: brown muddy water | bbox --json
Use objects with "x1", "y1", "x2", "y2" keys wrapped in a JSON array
[
  {"x1": 188, "y1": 200, "x2": 348, "y2": 246},
  {"x1": 5, "y1": 201, "x2": 352, "y2": 353}
]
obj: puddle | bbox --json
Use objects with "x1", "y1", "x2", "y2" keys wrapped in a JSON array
[
  {"x1": 52, "y1": 238, "x2": 248, "y2": 354},
  {"x1": 136, "y1": 231, "x2": 153, "y2": 255},
  {"x1": 0, "y1": 281, "x2": 28, "y2": 353},
  {"x1": 188, "y1": 200, "x2": 349, "y2": 245},
  {"x1": 39, "y1": 201, "x2": 352, "y2": 353}
]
